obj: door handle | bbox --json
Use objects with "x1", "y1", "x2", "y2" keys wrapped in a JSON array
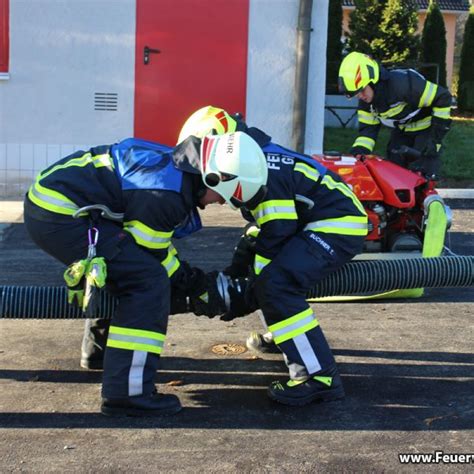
[{"x1": 144, "y1": 46, "x2": 161, "y2": 65}]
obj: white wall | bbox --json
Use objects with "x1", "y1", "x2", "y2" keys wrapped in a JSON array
[
  {"x1": 0, "y1": 0, "x2": 136, "y2": 196},
  {"x1": 247, "y1": 0, "x2": 327, "y2": 153},
  {"x1": 0, "y1": 0, "x2": 328, "y2": 196}
]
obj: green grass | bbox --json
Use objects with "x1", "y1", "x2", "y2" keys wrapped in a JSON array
[{"x1": 323, "y1": 118, "x2": 474, "y2": 186}]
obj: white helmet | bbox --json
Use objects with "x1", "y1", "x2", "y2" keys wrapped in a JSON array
[
  {"x1": 177, "y1": 106, "x2": 238, "y2": 144},
  {"x1": 200, "y1": 132, "x2": 268, "y2": 210}
]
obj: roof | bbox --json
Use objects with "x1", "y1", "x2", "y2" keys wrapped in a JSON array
[{"x1": 342, "y1": 0, "x2": 470, "y2": 12}]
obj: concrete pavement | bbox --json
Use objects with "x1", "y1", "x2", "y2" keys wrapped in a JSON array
[{"x1": 0, "y1": 202, "x2": 473, "y2": 472}]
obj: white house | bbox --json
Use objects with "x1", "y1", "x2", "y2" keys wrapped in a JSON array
[{"x1": 0, "y1": 0, "x2": 329, "y2": 197}]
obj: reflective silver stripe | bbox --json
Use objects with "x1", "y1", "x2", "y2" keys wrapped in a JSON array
[
  {"x1": 254, "y1": 259, "x2": 268, "y2": 274},
  {"x1": 272, "y1": 314, "x2": 315, "y2": 341},
  {"x1": 108, "y1": 333, "x2": 165, "y2": 350},
  {"x1": 304, "y1": 220, "x2": 367, "y2": 231},
  {"x1": 253, "y1": 205, "x2": 296, "y2": 222},
  {"x1": 125, "y1": 227, "x2": 171, "y2": 247},
  {"x1": 293, "y1": 333, "x2": 321, "y2": 373},
  {"x1": 294, "y1": 163, "x2": 320, "y2": 181},
  {"x1": 162, "y1": 252, "x2": 180, "y2": 277},
  {"x1": 129, "y1": 350, "x2": 147, "y2": 397},
  {"x1": 419, "y1": 82, "x2": 437, "y2": 107},
  {"x1": 29, "y1": 185, "x2": 79, "y2": 211}
]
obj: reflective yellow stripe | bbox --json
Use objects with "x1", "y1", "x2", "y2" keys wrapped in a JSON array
[
  {"x1": 379, "y1": 102, "x2": 406, "y2": 118},
  {"x1": 399, "y1": 116, "x2": 432, "y2": 132},
  {"x1": 268, "y1": 307, "x2": 319, "y2": 345},
  {"x1": 168, "y1": 243, "x2": 178, "y2": 256},
  {"x1": 320, "y1": 174, "x2": 367, "y2": 215},
  {"x1": 418, "y1": 81, "x2": 438, "y2": 108},
  {"x1": 254, "y1": 253, "x2": 271, "y2": 275},
  {"x1": 305, "y1": 215, "x2": 368, "y2": 236},
  {"x1": 352, "y1": 136, "x2": 375, "y2": 152},
  {"x1": 107, "y1": 325, "x2": 166, "y2": 355},
  {"x1": 124, "y1": 220, "x2": 173, "y2": 249},
  {"x1": 358, "y1": 109, "x2": 380, "y2": 125},
  {"x1": 245, "y1": 225, "x2": 260, "y2": 239},
  {"x1": 161, "y1": 249, "x2": 180, "y2": 278},
  {"x1": 432, "y1": 107, "x2": 451, "y2": 119},
  {"x1": 294, "y1": 162, "x2": 321, "y2": 182},
  {"x1": 39, "y1": 152, "x2": 113, "y2": 181},
  {"x1": 251, "y1": 199, "x2": 297, "y2": 226},
  {"x1": 27, "y1": 181, "x2": 86, "y2": 216}
]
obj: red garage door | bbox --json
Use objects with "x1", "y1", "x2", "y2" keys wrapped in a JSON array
[{"x1": 134, "y1": 0, "x2": 249, "y2": 145}]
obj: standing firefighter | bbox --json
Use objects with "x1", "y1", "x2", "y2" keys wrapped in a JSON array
[
  {"x1": 24, "y1": 132, "x2": 268, "y2": 417},
  {"x1": 180, "y1": 107, "x2": 368, "y2": 406},
  {"x1": 338, "y1": 51, "x2": 452, "y2": 177}
]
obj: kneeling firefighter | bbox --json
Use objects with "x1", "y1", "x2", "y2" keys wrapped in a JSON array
[
  {"x1": 179, "y1": 107, "x2": 368, "y2": 406},
  {"x1": 24, "y1": 131, "x2": 268, "y2": 417}
]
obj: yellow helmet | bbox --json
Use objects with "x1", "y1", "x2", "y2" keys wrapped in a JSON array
[
  {"x1": 177, "y1": 106, "x2": 238, "y2": 144},
  {"x1": 338, "y1": 52, "x2": 379, "y2": 97}
]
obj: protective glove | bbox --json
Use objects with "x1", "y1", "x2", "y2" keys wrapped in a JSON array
[
  {"x1": 170, "y1": 286, "x2": 190, "y2": 314},
  {"x1": 349, "y1": 146, "x2": 369, "y2": 158},
  {"x1": 421, "y1": 139, "x2": 441, "y2": 159},
  {"x1": 408, "y1": 155, "x2": 440, "y2": 178},
  {"x1": 83, "y1": 257, "x2": 107, "y2": 317},
  {"x1": 64, "y1": 259, "x2": 88, "y2": 307},
  {"x1": 224, "y1": 224, "x2": 259, "y2": 279},
  {"x1": 173, "y1": 262, "x2": 207, "y2": 297},
  {"x1": 220, "y1": 274, "x2": 259, "y2": 321},
  {"x1": 190, "y1": 271, "x2": 227, "y2": 318}
]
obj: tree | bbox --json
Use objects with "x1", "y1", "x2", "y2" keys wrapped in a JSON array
[
  {"x1": 420, "y1": 0, "x2": 447, "y2": 87},
  {"x1": 458, "y1": 6, "x2": 474, "y2": 112},
  {"x1": 346, "y1": 0, "x2": 387, "y2": 55},
  {"x1": 326, "y1": 0, "x2": 343, "y2": 94},
  {"x1": 372, "y1": 0, "x2": 419, "y2": 65}
]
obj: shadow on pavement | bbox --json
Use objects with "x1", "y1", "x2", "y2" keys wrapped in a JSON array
[{"x1": 1, "y1": 350, "x2": 472, "y2": 431}]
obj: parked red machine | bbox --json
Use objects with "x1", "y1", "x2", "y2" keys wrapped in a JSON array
[{"x1": 310, "y1": 148, "x2": 451, "y2": 299}]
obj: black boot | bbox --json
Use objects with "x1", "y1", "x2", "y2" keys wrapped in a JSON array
[
  {"x1": 101, "y1": 390, "x2": 182, "y2": 417},
  {"x1": 267, "y1": 365, "x2": 344, "y2": 406},
  {"x1": 80, "y1": 318, "x2": 109, "y2": 370}
]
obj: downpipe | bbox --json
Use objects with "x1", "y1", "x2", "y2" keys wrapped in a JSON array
[{"x1": 1, "y1": 256, "x2": 472, "y2": 319}]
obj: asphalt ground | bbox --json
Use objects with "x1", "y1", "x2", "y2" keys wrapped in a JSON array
[{"x1": 0, "y1": 201, "x2": 473, "y2": 472}]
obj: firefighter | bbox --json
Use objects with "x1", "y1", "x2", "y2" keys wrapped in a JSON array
[
  {"x1": 80, "y1": 106, "x2": 271, "y2": 372},
  {"x1": 338, "y1": 51, "x2": 452, "y2": 177},
  {"x1": 179, "y1": 106, "x2": 368, "y2": 406},
  {"x1": 23, "y1": 132, "x2": 268, "y2": 417}
]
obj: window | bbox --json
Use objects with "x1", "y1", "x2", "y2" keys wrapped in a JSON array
[{"x1": 0, "y1": 0, "x2": 9, "y2": 73}]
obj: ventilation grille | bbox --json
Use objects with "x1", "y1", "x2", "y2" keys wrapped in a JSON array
[{"x1": 94, "y1": 92, "x2": 118, "y2": 111}]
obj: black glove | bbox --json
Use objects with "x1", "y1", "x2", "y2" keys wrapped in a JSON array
[
  {"x1": 421, "y1": 139, "x2": 439, "y2": 159},
  {"x1": 349, "y1": 146, "x2": 369, "y2": 157},
  {"x1": 171, "y1": 263, "x2": 216, "y2": 316},
  {"x1": 431, "y1": 119, "x2": 451, "y2": 144},
  {"x1": 190, "y1": 271, "x2": 227, "y2": 318},
  {"x1": 224, "y1": 224, "x2": 259, "y2": 279},
  {"x1": 408, "y1": 155, "x2": 440, "y2": 178},
  {"x1": 220, "y1": 275, "x2": 259, "y2": 321}
]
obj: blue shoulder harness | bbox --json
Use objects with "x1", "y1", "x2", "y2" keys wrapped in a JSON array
[{"x1": 110, "y1": 138, "x2": 183, "y2": 192}]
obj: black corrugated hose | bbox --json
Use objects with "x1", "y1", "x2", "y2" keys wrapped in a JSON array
[{"x1": 1, "y1": 256, "x2": 472, "y2": 319}]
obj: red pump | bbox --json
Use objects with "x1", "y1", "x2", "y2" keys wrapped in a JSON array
[{"x1": 312, "y1": 152, "x2": 449, "y2": 257}]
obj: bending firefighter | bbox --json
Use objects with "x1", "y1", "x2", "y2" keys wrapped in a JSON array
[
  {"x1": 180, "y1": 106, "x2": 368, "y2": 406},
  {"x1": 24, "y1": 131, "x2": 268, "y2": 417},
  {"x1": 338, "y1": 51, "x2": 452, "y2": 177}
]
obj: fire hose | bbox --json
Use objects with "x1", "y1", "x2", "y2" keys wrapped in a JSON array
[{"x1": 1, "y1": 255, "x2": 472, "y2": 319}]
